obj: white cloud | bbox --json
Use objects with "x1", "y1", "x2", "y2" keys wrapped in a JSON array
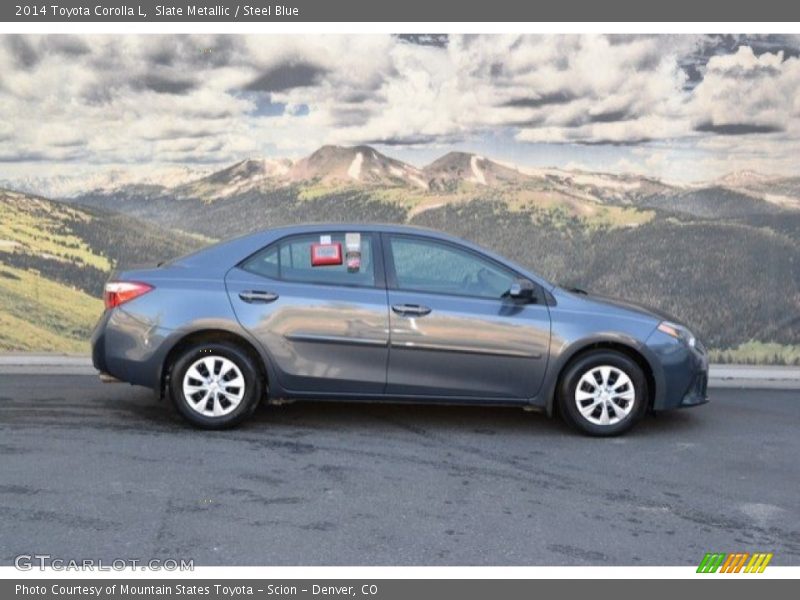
[
  {"x1": 0, "y1": 34, "x2": 799, "y2": 179},
  {"x1": 690, "y1": 46, "x2": 800, "y2": 135}
]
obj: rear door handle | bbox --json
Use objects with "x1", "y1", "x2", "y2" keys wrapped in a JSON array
[
  {"x1": 239, "y1": 290, "x2": 279, "y2": 304},
  {"x1": 391, "y1": 303, "x2": 432, "y2": 317}
]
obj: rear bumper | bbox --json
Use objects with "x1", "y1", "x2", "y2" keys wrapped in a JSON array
[
  {"x1": 91, "y1": 308, "x2": 174, "y2": 390},
  {"x1": 90, "y1": 310, "x2": 111, "y2": 374}
]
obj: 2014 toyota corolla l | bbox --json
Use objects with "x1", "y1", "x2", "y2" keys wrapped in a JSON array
[{"x1": 91, "y1": 224, "x2": 708, "y2": 435}]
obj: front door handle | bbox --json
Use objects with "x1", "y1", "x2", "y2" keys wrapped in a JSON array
[
  {"x1": 391, "y1": 303, "x2": 432, "y2": 317},
  {"x1": 239, "y1": 290, "x2": 279, "y2": 304}
]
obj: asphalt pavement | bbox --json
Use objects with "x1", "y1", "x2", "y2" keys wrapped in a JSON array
[{"x1": 0, "y1": 374, "x2": 798, "y2": 566}]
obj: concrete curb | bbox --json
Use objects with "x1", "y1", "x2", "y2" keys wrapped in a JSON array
[
  {"x1": 0, "y1": 354, "x2": 98, "y2": 376},
  {"x1": 708, "y1": 365, "x2": 800, "y2": 390},
  {"x1": 1, "y1": 354, "x2": 798, "y2": 389}
]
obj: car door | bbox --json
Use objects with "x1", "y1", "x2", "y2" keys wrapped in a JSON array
[
  {"x1": 225, "y1": 231, "x2": 389, "y2": 394},
  {"x1": 384, "y1": 234, "x2": 551, "y2": 399}
]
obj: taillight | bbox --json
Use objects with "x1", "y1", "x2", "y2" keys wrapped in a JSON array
[{"x1": 104, "y1": 281, "x2": 154, "y2": 309}]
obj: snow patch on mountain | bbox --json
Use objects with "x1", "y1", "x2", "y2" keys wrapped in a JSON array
[
  {"x1": 567, "y1": 172, "x2": 642, "y2": 190},
  {"x1": 470, "y1": 155, "x2": 487, "y2": 185},
  {"x1": 264, "y1": 158, "x2": 291, "y2": 177},
  {"x1": 348, "y1": 152, "x2": 364, "y2": 181},
  {"x1": 717, "y1": 170, "x2": 777, "y2": 188},
  {"x1": 764, "y1": 193, "x2": 800, "y2": 210},
  {"x1": 407, "y1": 172, "x2": 428, "y2": 189}
]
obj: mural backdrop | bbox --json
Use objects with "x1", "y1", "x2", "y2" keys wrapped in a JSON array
[{"x1": 0, "y1": 34, "x2": 798, "y2": 362}]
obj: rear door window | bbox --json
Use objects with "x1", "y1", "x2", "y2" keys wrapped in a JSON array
[{"x1": 242, "y1": 232, "x2": 376, "y2": 287}]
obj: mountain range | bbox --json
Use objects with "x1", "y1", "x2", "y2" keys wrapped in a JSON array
[
  {"x1": 0, "y1": 165, "x2": 210, "y2": 200},
  {"x1": 4, "y1": 144, "x2": 798, "y2": 215}
]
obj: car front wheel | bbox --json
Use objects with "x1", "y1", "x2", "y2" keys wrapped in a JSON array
[
  {"x1": 169, "y1": 341, "x2": 263, "y2": 429},
  {"x1": 558, "y1": 350, "x2": 648, "y2": 436}
]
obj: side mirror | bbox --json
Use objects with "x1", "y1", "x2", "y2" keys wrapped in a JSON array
[{"x1": 508, "y1": 278, "x2": 535, "y2": 301}]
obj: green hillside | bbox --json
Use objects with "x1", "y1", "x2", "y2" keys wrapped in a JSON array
[
  {"x1": 0, "y1": 263, "x2": 100, "y2": 352},
  {"x1": 0, "y1": 189, "x2": 204, "y2": 352}
]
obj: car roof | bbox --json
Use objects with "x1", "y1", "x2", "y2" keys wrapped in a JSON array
[
  {"x1": 227, "y1": 222, "x2": 481, "y2": 251},
  {"x1": 262, "y1": 222, "x2": 455, "y2": 237}
]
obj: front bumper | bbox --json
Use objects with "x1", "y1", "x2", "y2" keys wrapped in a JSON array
[
  {"x1": 646, "y1": 329, "x2": 709, "y2": 411},
  {"x1": 679, "y1": 364, "x2": 709, "y2": 407}
]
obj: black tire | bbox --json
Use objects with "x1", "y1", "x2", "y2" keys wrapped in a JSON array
[
  {"x1": 168, "y1": 341, "x2": 263, "y2": 429},
  {"x1": 558, "y1": 350, "x2": 648, "y2": 437}
]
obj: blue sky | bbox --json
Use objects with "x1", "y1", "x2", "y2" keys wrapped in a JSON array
[{"x1": 1, "y1": 34, "x2": 800, "y2": 183}]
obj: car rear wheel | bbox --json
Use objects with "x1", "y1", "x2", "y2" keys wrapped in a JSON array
[
  {"x1": 558, "y1": 350, "x2": 648, "y2": 436},
  {"x1": 169, "y1": 341, "x2": 262, "y2": 429}
]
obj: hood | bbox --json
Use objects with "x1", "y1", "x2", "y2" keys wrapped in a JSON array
[{"x1": 562, "y1": 287, "x2": 680, "y2": 323}]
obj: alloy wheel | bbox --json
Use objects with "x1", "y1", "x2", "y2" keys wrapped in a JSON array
[
  {"x1": 574, "y1": 365, "x2": 636, "y2": 426},
  {"x1": 182, "y1": 356, "x2": 246, "y2": 418}
]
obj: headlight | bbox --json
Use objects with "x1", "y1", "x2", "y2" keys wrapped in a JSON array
[{"x1": 657, "y1": 321, "x2": 696, "y2": 348}]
